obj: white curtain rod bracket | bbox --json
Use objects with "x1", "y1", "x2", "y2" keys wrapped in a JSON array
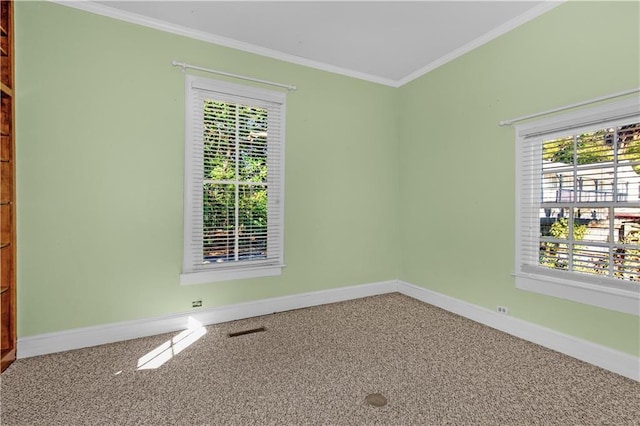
[
  {"x1": 499, "y1": 87, "x2": 640, "y2": 127},
  {"x1": 172, "y1": 60, "x2": 296, "y2": 91}
]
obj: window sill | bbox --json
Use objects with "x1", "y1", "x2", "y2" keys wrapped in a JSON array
[
  {"x1": 515, "y1": 272, "x2": 639, "y2": 316},
  {"x1": 180, "y1": 264, "x2": 284, "y2": 285}
]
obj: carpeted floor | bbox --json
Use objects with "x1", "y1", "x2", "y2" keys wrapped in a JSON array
[{"x1": 1, "y1": 293, "x2": 639, "y2": 425}]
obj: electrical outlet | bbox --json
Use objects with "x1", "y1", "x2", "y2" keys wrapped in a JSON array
[
  {"x1": 192, "y1": 300, "x2": 202, "y2": 308},
  {"x1": 497, "y1": 305, "x2": 509, "y2": 315}
]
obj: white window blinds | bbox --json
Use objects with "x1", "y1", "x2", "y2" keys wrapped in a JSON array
[
  {"x1": 182, "y1": 76, "x2": 285, "y2": 284},
  {"x1": 515, "y1": 97, "x2": 640, "y2": 314}
]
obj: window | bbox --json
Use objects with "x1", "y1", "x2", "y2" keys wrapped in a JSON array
[
  {"x1": 515, "y1": 97, "x2": 640, "y2": 315},
  {"x1": 181, "y1": 75, "x2": 286, "y2": 285}
]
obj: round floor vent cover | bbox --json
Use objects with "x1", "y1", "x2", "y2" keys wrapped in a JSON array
[{"x1": 365, "y1": 393, "x2": 387, "y2": 407}]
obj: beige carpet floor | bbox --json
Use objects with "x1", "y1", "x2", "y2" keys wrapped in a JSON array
[{"x1": 1, "y1": 293, "x2": 639, "y2": 425}]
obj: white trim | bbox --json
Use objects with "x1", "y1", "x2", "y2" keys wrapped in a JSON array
[
  {"x1": 17, "y1": 280, "x2": 398, "y2": 358},
  {"x1": 180, "y1": 264, "x2": 284, "y2": 285},
  {"x1": 50, "y1": 0, "x2": 398, "y2": 87},
  {"x1": 515, "y1": 273, "x2": 640, "y2": 316},
  {"x1": 50, "y1": 0, "x2": 562, "y2": 88},
  {"x1": 396, "y1": 1, "x2": 564, "y2": 87},
  {"x1": 397, "y1": 281, "x2": 639, "y2": 382},
  {"x1": 17, "y1": 279, "x2": 638, "y2": 381}
]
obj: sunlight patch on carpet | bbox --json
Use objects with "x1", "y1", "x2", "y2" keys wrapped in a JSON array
[{"x1": 137, "y1": 317, "x2": 206, "y2": 370}]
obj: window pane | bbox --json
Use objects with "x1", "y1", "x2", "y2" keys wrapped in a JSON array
[
  {"x1": 576, "y1": 131, "x2": 613, "y2": 165},
  {"x1": 541, "y1": 173, "x2": 577, "y2": 203},
  {"x1": 613, "y1": 245, "x2": 640, "y2": 282},
  {"x1": 613, "y1": 207, "x2": 640, "y2": 243},
  {"x1": 238, "y1": 105, "x2": 268, "y2": 183},
  {"x1": 576, "y1": 165, "x2": 615, "y2": 203},
  {"x1": 612, "y1": 207, "x2": 640, "y2": 282},
  {"x1": 541, "y1": 172, "x2": 560, "y2": 204},
  {"x1": 238, "y1": 185, "x2": 268, "y2": 260},
  {"x1": 556, "y1": 173, "x2": 578, "y2": 203},
  {"x1": 616, "y1": 208, "x2": 640, "y2": 234},
  {"x1": 542, "y1": 135, "x2": 574, "y2": 168},
  {"x1": 203, "y1": 183, "x2": 236, "y2": 263},
  {"x1": 613, "y1": 255, "x2": 640, "y2": 282},
  {"x1": 619, "y1": 123, "x2": 640, "y2": 192},
  {"x1": 573, "y1": 244, "x2": 609, "y2": 276},
  {"x1": 539, "y1": 212, "x2": 571, "y2": 271},
  {"x1": 541, "y1": 216, "x2": 573, "y2": 240},
  {"x1": 573, "y1": 207, "x2": 608, "y2": 244},
  {"x1": 539, "y1": 208, "x2": 556, "y2": 235},
  {"x1": 204, "y1": 101, "x2": 236, "y2": 181},
  {"x1": 616, "y1": 166, "x2": 639, "y2": 203},
  {"x1": 539, "y1": 241, "x2": 568, "y2": 271},
  {"x1": 618, "y1": 124, "x2": 640, "y2": 202}
]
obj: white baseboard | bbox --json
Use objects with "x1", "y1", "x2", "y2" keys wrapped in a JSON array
[
  {"x1": 397, "y1": 280, "x2": 640, "y2": 382},
  {"x1": 17, "y1": 278, "x2": 639, "y2": 382},
  {"x1": 17, "y1": 280, "x2": 398, "y2": 358}
]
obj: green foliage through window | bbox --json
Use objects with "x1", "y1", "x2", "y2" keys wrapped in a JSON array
[{"x1": 202, "y1": 100, "x2": 269, "y2": 262}]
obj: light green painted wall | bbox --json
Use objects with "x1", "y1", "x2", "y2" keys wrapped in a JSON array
[
  {"x1": 15, "y1": 2, "x2": 399, "y2": 336},
  {"x1": 14, "y1": 1, "x2": 640, "y2": 357},
  {"x1": 398, "y1": 1, "x2": 640, "y2": 356}
]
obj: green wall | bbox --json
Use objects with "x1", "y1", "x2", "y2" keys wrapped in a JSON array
[
  {"x1": 15, "y1": 2, "x2": 399, "y2": 336},
  {"x1": 398, "y1": 1, "x2": 640, "y2": 356},
  {"x1": 15, "y1": 1, "x2": 640, "y2": 357}
]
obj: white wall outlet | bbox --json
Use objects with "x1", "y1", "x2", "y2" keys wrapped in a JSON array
[{"x1": 497, "y1": 305, "x2": 509, "y2": 315}]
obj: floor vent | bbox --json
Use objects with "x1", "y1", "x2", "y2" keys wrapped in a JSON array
[
  {"x1": 365, "y1": 393, "x2": 387, "y2": 407},
  {"x1": 227, "y1": 327, "x2": 266, "y2": 338}
]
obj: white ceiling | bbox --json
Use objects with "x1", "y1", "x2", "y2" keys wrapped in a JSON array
[{"x1": 66, "y1": 1, "x2": 562, "y2": 87}]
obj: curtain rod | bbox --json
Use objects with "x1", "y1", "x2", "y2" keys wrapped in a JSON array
[
  {"x1": 172, "y1": 61, "x2": 297, "y2": 91},
  {"x1": 499, "y1": 87, "x2": 640, "y2": 127}
]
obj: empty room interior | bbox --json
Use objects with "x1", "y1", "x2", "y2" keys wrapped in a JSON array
[{"x1": 1, "y1": 0, "x2": 640, "y2": 424}]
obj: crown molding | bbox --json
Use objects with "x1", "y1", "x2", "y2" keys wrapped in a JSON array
[
  {"x1": 396, "y1": 1, "x2": 565, "y2": 87},
  {"x1": 50, "y1": 1, "x2": 563, "y2": 88},
  {"x1": 49, "y1": 0, "x2": 399, "y2": 87}
]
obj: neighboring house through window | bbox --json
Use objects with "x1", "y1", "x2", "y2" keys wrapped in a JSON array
[
  {"x1": 181, "y1": 75, "x2": 286, "y2": 285},
  {"x1": 515, "y1": 97, "x2": 640, "y2": 315}
]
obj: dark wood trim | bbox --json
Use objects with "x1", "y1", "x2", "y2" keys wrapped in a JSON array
[{"x1": 1, "y1": 0, "x2": 17, "y2": 373}]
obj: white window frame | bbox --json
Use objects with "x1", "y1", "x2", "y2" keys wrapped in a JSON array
[
  {"x1": 181, "y1": 75, "x2": 286, "y2": 285},
  {"x1": 515, "y1": 97, "x2": 640, "y2": 315}
]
